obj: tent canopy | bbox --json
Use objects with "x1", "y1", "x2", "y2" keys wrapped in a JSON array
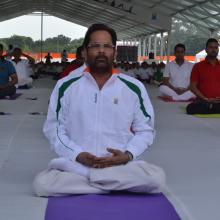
[{"x1": 0, "y1": 0, "x2": 220, "y2": 39}]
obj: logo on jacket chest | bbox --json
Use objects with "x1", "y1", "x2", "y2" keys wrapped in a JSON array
[{"x1": 113, "y1": 97, "x2": 119, "y2": 105}]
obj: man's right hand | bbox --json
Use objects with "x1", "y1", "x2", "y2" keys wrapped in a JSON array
[
  {"x1": 175, "y1": 88, "x2": 187, "y2": 95},
  {"x1": 76, "y1": 152, "x2": 97, "y2": 167}
]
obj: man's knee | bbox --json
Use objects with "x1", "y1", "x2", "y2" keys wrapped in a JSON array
[
  {"x1": 131, "y1": 161, "x2": 166, "y2": 193},
  {"x1": 33, "y1": 169, "x2": 55, "y2": 197},
  {"x1": 0, "y1": 85, "x2": 16, "y2": 98},
  {"x1": 186, "y1": 103, "x2": 195, "y2": 114}
]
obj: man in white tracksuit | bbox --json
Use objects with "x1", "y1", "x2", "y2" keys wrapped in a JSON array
[{"x1": 33, "y1": 23, "x2": 165, "y2": 196}]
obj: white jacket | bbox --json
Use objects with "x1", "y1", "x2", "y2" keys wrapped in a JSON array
[{"x1": 43, "y1": 64, "x2": 155, "y2": 163}]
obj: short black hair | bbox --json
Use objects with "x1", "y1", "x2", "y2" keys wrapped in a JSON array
[
  {"x1": 206, "y1": 38, "x2": 219, "y2": 48},
  {"x1": 174, "y1": 43, "x2": 185, "y2": 52},
  {"x1": 13, "y1": 47, "x2": 21, "y2": 51},
  {"x1": 82, "y1": 23, "x2": 117, "y2": 48},
  {"x1": 0, "y1": 43, "x2": 3, "y2": 50}
]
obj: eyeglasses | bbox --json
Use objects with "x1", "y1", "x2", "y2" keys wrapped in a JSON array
[{"x1": 87, "y1": 43, "x2": 115, "y2": 51}]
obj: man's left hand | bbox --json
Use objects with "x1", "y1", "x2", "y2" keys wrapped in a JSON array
[{"x1": 93, "y1": 148, "x2": 130, "y2": 168}]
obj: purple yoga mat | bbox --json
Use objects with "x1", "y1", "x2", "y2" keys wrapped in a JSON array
[{"x1": 45, "y1": 193, "x2": 181, "y2": 220}]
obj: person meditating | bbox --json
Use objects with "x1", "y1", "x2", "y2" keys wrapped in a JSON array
[
  {"x1": 0, "y1": 44, "x2": 18, "y2": 99},
  {"x1": 33, "y1": 23, "x2": 165, "y2": 196},
  {"x1": 159, "y1": 44, "x2": 195, "y2": 101},
  {"x1": 187, "y1": 38, "x2": 220, "y2": 114}
]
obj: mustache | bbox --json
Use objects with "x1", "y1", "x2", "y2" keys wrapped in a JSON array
[{"x1": 95, "y1": 56, "x2": 108, "y2": 61}]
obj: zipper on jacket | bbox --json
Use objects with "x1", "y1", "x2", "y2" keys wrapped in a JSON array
[{"x1": 94, "y1": 93, "x2": 98, "y2": 103}]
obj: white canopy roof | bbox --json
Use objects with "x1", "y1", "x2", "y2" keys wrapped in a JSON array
[{"x1": 0, "y1": 0, "x2": 220, "y2": 39}]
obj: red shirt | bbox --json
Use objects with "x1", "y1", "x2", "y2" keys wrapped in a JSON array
[
  {"x1": 191, "y1": 59, "x2": 220, "y2": 98},
  {"x1": 60, "y1": 62, "x2": 82, "y2": 79}
]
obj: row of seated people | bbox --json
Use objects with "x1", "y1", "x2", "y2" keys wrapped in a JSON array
[
  {"x1": 0, "y1": 45, "x2": 41, "y2": 100},
  {"x1": 33, "y1": 24, "x2": 219, "y2": 198},
  {"x1": 56, "y1": 40, "x2": 220, "y2": 115},
  {"x1": 116, "y1": 61, "x2": 165, "y2": 85},
  {"x1": 115, "y1": 40, "x2": 220, "y2": 115},
  {"x1": 0, "y1": 45, "x2": 71, "y2": 99},
  {"x1": 1, "y1": 39, "x2": 220, "y2": 115},
  {"x1": 159, "y1": 39, "x2": 220, "y2": 114}
]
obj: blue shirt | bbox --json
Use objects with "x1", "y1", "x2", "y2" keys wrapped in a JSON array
[{"x1": 0, "y1": 59, "x2": 16, "y2": 86}]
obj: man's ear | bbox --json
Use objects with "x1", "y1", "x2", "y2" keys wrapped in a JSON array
[{"x1": 82, "y1": 47, "x2": 87, "y2": 61}]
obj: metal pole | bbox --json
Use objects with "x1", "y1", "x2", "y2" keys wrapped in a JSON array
[
  {"x1": 148, "y1": 35, "x2": 152, "y2": 57},
  {"x1": 138, "y1": 38, "x2": 142, "y2": 60},
  {"x1": 160, "y1": 32, "x2": 164, "y2": 62},
  {"x1": 40, "y1": 10, "x2": 44, "y2": 62},
  {"x1": 143, "y1": 36, "x2": 147, "y2": 58},
  {"x1": 154, "y1": 34, "x2": 157, "y2": 61},
  {"x1": 167, "y1": 31, "x2": 171, "y2": 63}
]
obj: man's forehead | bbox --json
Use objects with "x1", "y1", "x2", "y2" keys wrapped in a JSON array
[
  {"x1": 175, "y1": 48, "x2": 185, "y2": 52},
  {"x1": 207, "y1": 42, "x2": 219, "y2": 47},
  {"x1": 89, "y1": 30, "x2": 112, "y2": 41}
]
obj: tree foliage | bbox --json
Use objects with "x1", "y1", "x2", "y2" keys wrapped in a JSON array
[{"x1": 0, "y1": 34, "x2": 84, "y2": 53}]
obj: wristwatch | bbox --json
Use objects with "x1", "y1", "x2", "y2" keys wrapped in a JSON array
[{"x1": 125, "y1": 151, "x2": 133, "y2": 161}]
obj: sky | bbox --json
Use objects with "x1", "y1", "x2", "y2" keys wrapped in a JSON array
[{"x1": 0, "y1": 14, "x2": 88, "y2": 41}]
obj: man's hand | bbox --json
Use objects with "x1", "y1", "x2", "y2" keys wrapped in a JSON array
[
  {"x1": 76, "y1": 152, "x2": 98, "y2": 167},
  {"x1": 93, "y1": 148, "x2": 130, "y2": 169},
  {"x1": 205, "y1": 97, "x2": 220, "y2": 103},
  {"x1": 175, "y1": 88, "x2": 187, "y2": 95}
]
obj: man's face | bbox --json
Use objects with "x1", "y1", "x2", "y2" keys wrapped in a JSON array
[
  {"x1": 206, "y1": 42, "x2": 219, "y2": 58},
  {"x1": 13, "y1": 49, "x2": 22, "y2": 59},
  {"x1": 174, "y1": 47, "x2": 185, "y2": 60},
  {"x1": 84, "y1": 30, "x2": 116, "y2": 73}
]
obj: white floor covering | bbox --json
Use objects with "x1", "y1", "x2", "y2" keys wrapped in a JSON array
[{"x1": 0, "y1": 78, "x2": 219, "y2": 220}]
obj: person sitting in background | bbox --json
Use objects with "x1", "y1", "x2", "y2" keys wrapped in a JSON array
[
  {"x1": 152, "y1": 62, "x2": 165, "y2": 86},
  {"x1": 0, "y1": 44, "x2": 18, "y2": 98},
  {"x1": 45, "y1": 52, "x2": 53, "y2": 64},
  {"x1": 60, "y1": 46, "x2": 84, "y2": 79},
  {"x1": 147, "y1": 62, "x2": 157, "y2": 81},
  {"x1": 187, "y1": 38, "x2": 220, "y2": 114},
  {"x1": 5, "y1": 44, "x2": 14, "y2": 60},
  {"x1": 123, "y1": 62, "x2": 135, "y2": 77},
  {"x1": 133, "y1": 62, "x2": 140, "y2": 78},
  {"x1": 136, "y1": 62, "x2": 151, "y2": 84},
  {"x1": 159, "y1": 44, "x2": 195, "y2": 101},
  {"x1": 61, "y1": 49, "x2": 68, "y2": 63},
  {"x1": 11, "y1": 47, "x2": 35, "y2": 89}
]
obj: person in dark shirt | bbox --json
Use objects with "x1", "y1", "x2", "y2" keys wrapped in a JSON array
[{"x1": 0, "y1": 44, "x2": 18, "y2": 99}]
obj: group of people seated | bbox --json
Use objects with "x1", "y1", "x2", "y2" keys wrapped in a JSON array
[
  {"x1": 33, "y1": 24, "x2": 220, "y2": 198},
  {"x1": 1, "y1": 24, "x2": 219, "y2": 198},
  {"x1": 159, "y1": 39, "x2": 220, "y2": 115},
  {"x1": 115, "y1": 40, "x2": 220, "y2": 115},
  {"x1": 0, "y1": 44, "x2": 36, "y2": 98},
  {"x1": 115, "y1": 61, "x2": 165, "y2": 85},
  {"x1": 0, "y1": 45, "x2": 75, "y2": 98}
]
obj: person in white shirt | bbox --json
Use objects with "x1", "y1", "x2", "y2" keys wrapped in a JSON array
[
  {"x1": 137, "y1": 62, "x2": 151, "y2": 84},
  {"x1": 11, "y1": 47, "x2": 35, "y2": 88},
  {"x1": 159, "y1": 44, "x2": 195, "y2": 101},
  {"x1": 33, "y1": 23, "x2": 165, "y2": 197}
]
